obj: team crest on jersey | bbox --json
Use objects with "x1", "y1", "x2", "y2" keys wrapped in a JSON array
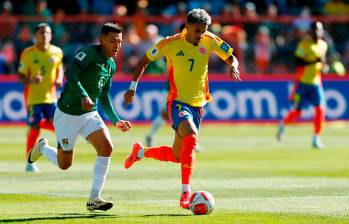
[
  {"x1": 199, "y1": 47, "x2": 206, "y2": 55},
  {"x1": 61, "y1": 138, "x2": 69, "y2": 147}
]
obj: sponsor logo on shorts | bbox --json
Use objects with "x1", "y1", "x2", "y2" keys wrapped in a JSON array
[
  {"x1": 62, "y1": 138, "x2": 69, "y2": 147},
  {"x1": 179, "y1": 111, "x2": 187, "y2": 117}
]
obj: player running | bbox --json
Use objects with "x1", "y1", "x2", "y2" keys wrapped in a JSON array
[
  {"x1": 27, "y1": 23, "x2": 131, "y2": 211},
  {"x1": 123, "y1": 9, "x2": 240, "y2": 209},
  {"x1": 277, "y1": 21, "x2": 328, "y2": 149},
  {"x1": 18, "y1": 23, "x2": 63, "y2": 172}
]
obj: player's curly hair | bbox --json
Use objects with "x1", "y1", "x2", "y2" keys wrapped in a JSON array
[
  {"x1": 186, "y1": 8, "x2": 211, "y2": 25},
  {"x1": 101, "y1": 22, "x2": 123, "y2": 35}
]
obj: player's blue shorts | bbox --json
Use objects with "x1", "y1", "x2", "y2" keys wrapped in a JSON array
[
  {"x1": 294, "y1": 82, "x2": 325, "y2": 110},
  {"x1": 168, "y1": 100, "x2": 203, "y2": 131},
  {"x1": 27, "y1": 103, "x2": 56, "y2": 126}
]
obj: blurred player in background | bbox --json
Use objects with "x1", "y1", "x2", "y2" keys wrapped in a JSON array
[
  {"x1": 145, "y1": 79, "x2": 169, "y2": 147},
  {"x1": 18, "y1": 23, "x2": 63, "y2": 172},
  {"x1": 277, "y1": 21, "x2": 328, "y2": 149},
  {"x1": 27, "y1": 23, "x2": 131, "y2": 211},
  {"x1": 124, "y1": 9, "x2": 240, "y2": 209}
]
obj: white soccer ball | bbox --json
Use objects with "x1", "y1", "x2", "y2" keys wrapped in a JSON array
[{"x1": 189, "y1": 191, "x2": 215, "y2": 215}]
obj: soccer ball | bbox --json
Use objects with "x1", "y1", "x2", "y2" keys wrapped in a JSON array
[{"x1": 189, "y1": 191, "x2": 215, "y2": 215}]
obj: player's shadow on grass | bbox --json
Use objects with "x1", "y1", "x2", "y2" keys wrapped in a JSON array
[
  {"x1": 0, "y1": 213, "x2": 118, "y2": 223},
  {"x1": 141, "y1": 214, "x2": 192, "y2": 217}
]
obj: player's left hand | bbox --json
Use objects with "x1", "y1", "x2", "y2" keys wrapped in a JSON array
[
  {"x1": 229, "y1": 65, "x2": 241, "y2": 81},
  {"x1": 116, "y1": 120, "x2": 131, "y2": 132}
]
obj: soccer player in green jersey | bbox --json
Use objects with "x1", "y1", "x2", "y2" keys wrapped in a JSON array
[{"x1": 27, "y1": 23, "x2": 131, "y2": 211}]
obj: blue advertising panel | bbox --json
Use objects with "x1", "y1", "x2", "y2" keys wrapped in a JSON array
[{"x1": 0, "y1": 79, "x2": 348, "y2": 122}]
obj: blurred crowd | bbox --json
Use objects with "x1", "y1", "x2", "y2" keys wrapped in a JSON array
[{"x1": 0, "y1": 0, "x2": 348, "y2": 75}]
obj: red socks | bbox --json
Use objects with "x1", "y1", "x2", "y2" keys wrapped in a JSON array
[
  {"x1": 25, "y1": 120, "x2": 54, "y2": 156},
  {"x1": 26, "y1": 128, "x2": 40, "y2": 155},
  {"x1": 40, "y1": 119, "x2": 54, "y2": 131},
  {"x1": 144, "y1": 146, "x2": 179, "y2": 163},
  {"x1": 180, "y1": 134, "x2": 197, "y2": 185},
  {"x1": 314, "y1": 106, "x2": 325, "y2": 134},
  {"x1": 283, "y1": 109, "x2": 301, "y2": 124},
  {"x1": 283, "y1": 106, "x2": 325, "y2": 134},
  {"x1": 142, "y1": 134, "x2": 198, "y2": 186}
]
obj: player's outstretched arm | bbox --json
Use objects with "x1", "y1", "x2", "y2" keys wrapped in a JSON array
[
  {"x1": 226, "y1": 55, "x2": 241, "y2": 81},
  {"x1": 124, "y1": 55, "x2": 151, "y2": 106}
]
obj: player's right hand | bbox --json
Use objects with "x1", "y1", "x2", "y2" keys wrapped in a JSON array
[
  {"x1": 81, "y1": 97, "x2": 94, "y2": 112},
  {"x1": 229, "y1": 64, "x2": 241, "y2": 81},
  {"x1": 123, "y1": 90, "x2": 135, "y2": 107}
]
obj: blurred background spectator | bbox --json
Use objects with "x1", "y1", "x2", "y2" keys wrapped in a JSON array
[{"x1": 0, "y1": 0, "x2": 348, "y2": 75}]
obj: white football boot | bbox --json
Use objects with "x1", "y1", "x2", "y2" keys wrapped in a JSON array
[{"x1": 27, "y1": 138, "x2": 48, "y2": 163}]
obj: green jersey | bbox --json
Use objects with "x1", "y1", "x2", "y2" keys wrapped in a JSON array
[{"x1": 58, "y1": 45, "x2": 120, "y2": 124}]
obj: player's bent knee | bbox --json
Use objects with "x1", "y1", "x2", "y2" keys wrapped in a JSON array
[
  {"x1": 97, "y1": 141, "x2": 113, "y2": 157},
  {"x1": 57, "y1": 148, "x2": 73, "y2": 170},
  {"x1": 58, "y1": 160, "x2": 72, "y2": 170}
]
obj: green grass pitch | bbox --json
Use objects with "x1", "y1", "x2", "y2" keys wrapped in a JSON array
[{"x1": 0, "y1": 122, "x2": 349, "y2": 223}]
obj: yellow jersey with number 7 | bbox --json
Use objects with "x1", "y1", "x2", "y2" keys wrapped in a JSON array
[
  {"x1": 18, "y1": 45, "x2": 63, "y2": 105},
  {"x1": 146, "y1": 29, "x2": 233, "y2": 107}
]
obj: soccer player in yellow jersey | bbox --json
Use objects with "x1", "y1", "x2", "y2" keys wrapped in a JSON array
[
  {"x1": 277, "y1": 21, "x2": 328, "y2": 149},
  {"x1": 123, "y1": 8, "x2": 241, "y2": 209},
  {"x1": 18, "y1": 23, "x2": 63, "y2": 172}
]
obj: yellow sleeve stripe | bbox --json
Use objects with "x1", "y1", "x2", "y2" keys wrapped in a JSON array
[
  {"x1": 158, "y1": 35, "x2": 181, "y2": 49},
  {"x1": 204, "y1": 34, "x2": 214, "y2": 41}
]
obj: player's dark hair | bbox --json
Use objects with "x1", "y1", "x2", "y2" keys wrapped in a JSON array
[
  {"x1": 186, "y1": 8, "x2": 211, "y2": 25},
  {"x1": 34, "y1": 22, "x2": 50, "y2": 32},
  {"x1": 101, "y1": 22, "x2": 123, "y2": 35}
]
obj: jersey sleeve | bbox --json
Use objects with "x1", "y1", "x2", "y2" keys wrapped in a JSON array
[
  {"x1": 63, "y1": 47, "x2": 96, "y2": 99},
  {"x1": 71, "y1": 47, "x2": 95, "y2": 69},
  {"x1": 294, "y1": 41, "x2": 305, "y2": 59},
  {"x1": 211, "y1": 34, "x2": 234, "y2": 61},
  {"x1": 18, "y1": 50, "x2": 30, "y2": 75},
  {"x1": 145, "y1": 39, "x2": 166, "y2": 61},
  {"x1": 99, "y1": 76, "x2": 120, "y2": 125}
]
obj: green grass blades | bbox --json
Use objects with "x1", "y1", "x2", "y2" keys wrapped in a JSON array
[{"x1": 0, "y1": 123, "x2": 349, "y2": 223}]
